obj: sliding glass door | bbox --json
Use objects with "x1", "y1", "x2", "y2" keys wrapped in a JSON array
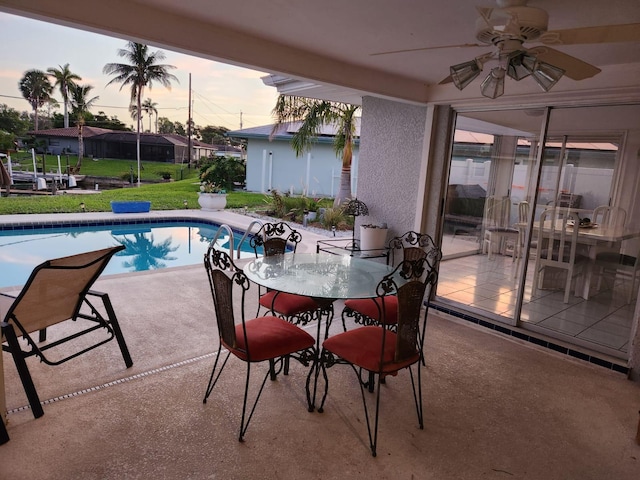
[{"x1": 436, "y1": 104, "x2": 640, "y2": 359}]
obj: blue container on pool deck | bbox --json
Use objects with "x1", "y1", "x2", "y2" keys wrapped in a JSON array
[{"x1": 110, "y1": 201, "x2": 151, "y2": 213}]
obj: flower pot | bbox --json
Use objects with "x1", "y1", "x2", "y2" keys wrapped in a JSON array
[
  {"x1": 198, "y1": 192, "x2": 227, "y2": 211},
  {"x1": 359, "y1": 226, "x2": 388, "y2": 255}
]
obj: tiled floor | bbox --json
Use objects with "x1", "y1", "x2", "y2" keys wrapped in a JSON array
[{"x1": 437, "y1": 235, "x2": 636, "y2": 360}]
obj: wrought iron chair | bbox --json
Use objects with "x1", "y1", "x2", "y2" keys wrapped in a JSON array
[
  {"x1": 341, "y1": 231, "x2": 441, "y2": 334},
  {"x1": 0, "y1": 246, "x2": 133, "y2": 419},
  {"x1": 317, "y1": 256, "x2": 438, "y2": 456},
  {"x1": 202, "y1": 246, "x2": 315, "y2": 441},
  {"x1": 250, "y1": 222, "x2": 334, "y2": 335}
]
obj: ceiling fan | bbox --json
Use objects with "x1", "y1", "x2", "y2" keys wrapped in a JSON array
[{"x1": 371, "y1": 0, "x2": 640, "y2": 97}]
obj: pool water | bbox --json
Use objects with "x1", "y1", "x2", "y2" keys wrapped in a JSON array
[{"x1": 0, "y1": 221, "x2": 262, "y2": 288}]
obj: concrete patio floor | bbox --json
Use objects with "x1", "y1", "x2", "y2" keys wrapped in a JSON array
[{"x1": 1, "y1": 211, "x2": 640, "y2": 478}]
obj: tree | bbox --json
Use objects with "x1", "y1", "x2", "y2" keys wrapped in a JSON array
[
  {"x1": 47, "y1": 64, "x2": 81, "y2": 128},
  {"x1": 200, "y1": 125, "x2": 230, "y2": 145},
  {"x1": 0, "y1": 104, "x2": 31, "y2": 136},
  {"x1": 157, "y1": 116, "x2": 174, "y2": 134},
  {"x1": 173, "y1": 121, "x2": 186, "y2": 136},
  {"x1": 103, "y1": 42, "x2": 178, "y2": 186},
  {"x1": 141, "y1": 98, "x2": 158, "y2": 133},
  {"x1": 70, "y1": 84, "x2": 99, "y2": 169},
  {"x1": 70, "y1": 84, "x2": 99, "y2": 121},
  {"x1": 19, "y1": 69, "x2": 53, "y2": 132},
  {"x1": 271, "y1": 95, "x2": 359, "y2": 207},
  {"x1": 90, "y1": 111, "x2": 129, "y2": 131}
]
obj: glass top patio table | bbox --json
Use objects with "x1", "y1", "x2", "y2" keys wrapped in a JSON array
[{"x1": 243, "y1": 252, "x2": 402, "y2": 300}]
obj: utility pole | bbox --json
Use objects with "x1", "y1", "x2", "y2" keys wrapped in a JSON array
[
  {"x1": 187, "y1": 73, "x2": 192, "y2": 169},
  {"x1": 240, "y1": 111, "x2": 243, "y2": 130}
]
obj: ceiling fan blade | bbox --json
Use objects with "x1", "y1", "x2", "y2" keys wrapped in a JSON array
[
  {"x1": 527, "y1": 46, "x2": 601, "y2": 80},
  {"x1": 539, "y1": 23, "x2": 640, "y2": 45},
  {"x1": 370, "y1": 43, "x2": 484, "y2": 56},
  {"x1": 439, "y1": 75, "x2": 454, "y2": 85}
]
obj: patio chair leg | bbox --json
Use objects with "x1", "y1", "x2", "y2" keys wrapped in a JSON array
[
  {"x1": 2, "y1": 323, "x2": 44, "y2": 418},
  {"x1": 0, "y1": 417, "x2": 8, "y2": 444},
  {"x1": 100, "y1": 293, "x2": 133, "y2": 368}
]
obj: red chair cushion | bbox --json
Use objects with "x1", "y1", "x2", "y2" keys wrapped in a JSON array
[
  {"x1": 344, "y1": 296, "x2": 398, "y2": 325},
  {"x1": 260, "y1": 291, "x2": 320, "y2": 316},
  {"x1": 223, "y1": 316, "x2": 314, "y2": 362},
  {"x1": 322, "y1": 326, "x2": 419, "y2": 374}
]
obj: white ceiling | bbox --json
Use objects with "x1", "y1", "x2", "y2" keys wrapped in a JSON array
[{"x1": 1, "y1": 0, "x2": 639, "y2": 106}]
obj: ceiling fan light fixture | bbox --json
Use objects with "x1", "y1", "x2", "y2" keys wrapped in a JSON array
[
  {"x1": 450, "y1": 59, "x2": 482, "y2": 90},
  {"x1": 480, "y1": 67, "x2": 506, "y2": 99},
  {"x1": 521, "y1": 55, "x2": 565, "y2": 92},
  {"x1": 506, "y1": 51, "x2": 533, "y2": 81}
]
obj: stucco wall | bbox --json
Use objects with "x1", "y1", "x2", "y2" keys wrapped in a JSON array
[{"x1": 356, "y1": 97, "x2": 428, "y2": 239}]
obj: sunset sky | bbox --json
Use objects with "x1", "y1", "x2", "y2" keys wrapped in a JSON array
[{"x1": 0, "y1": 12, "x2": 280, "y2": 131}]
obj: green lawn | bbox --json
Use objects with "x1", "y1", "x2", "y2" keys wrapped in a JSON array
[
  {"x1": 0, "y1": 179, "x2": 271, "y2": 214},
  {"x1": 9, "y1": 152, "x2": 197, "y2": 183},
  {"x1": 1, "y1": 154, "x2": 340, "y2": 229}
]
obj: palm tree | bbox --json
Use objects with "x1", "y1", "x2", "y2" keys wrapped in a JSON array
[
  {"x1": 271, "y1": 95, "x2": 359, "y2": 207},
  {"x1": 47, "y1": 64, "x2": 81, "y2": 128},
  {"x1": 103, "y1": 42, "x2": 178, "y2": 187},
  {"x1": 141, "y1": 98, "x2": 158, "y2": 133},
  {"x1": 19, "y1": 69, "x2": 53, "y2": 132},
  {"x1": 70, "y1": 84, "x2": 99, "y2": 119},
  {"x1": 70, "y1": 84, "x2": 99, "y2": 169}
]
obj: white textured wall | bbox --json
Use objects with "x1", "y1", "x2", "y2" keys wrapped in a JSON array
[{"x1": 356, "y1": 97, "x2": 428, "y2": 239}]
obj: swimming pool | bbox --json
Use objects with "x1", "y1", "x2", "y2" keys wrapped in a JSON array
[{"x1": 0, "y1": 219, "x2": 263, "y2": 288}]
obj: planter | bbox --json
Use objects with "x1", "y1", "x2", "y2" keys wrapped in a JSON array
[
  {"x1": 110, "y1": 201, "x2": 151, "y2": 213},
  {"x1": 359, "y1": 226, "x2": 388, "y2": 255},
  {"x1": 198, "y1": 192, "x2": 227, "y2": 211}
]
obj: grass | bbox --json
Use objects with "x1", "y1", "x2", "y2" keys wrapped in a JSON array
[
  {"x1": 1, "y1": 154, "x2": 343, "y2": 229},
  {"x1": 0, "y1": 179, "x2": 271, "y2": 215},
  {"x1": 9, "y1": 152, "x2": 198, "y2": 182}
]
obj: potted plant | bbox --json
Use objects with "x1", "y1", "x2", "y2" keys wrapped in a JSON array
[
  {"x1": 197, "y1": 156, "x2": 243, "y2": 211},
  {"x1": 198, "y1": 180, "x2": 227, "y2": 211},
  {"x1": 359, "y1": 223, "x2": 388, "y2": 254}
]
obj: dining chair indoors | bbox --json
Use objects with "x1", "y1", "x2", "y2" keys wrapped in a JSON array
[
  {"x1": 202, "y1": 246, "x2": 315, "y2": 442},
  {"x1": 482, "y1": 195, "x2": 519, "y2": 260},
  {"x1": 318, "y1": 256, "x2": 438, "y2": 456},
  {"x1": 590, "y1": 204, "x2": 628, "y2": 263},
  {"x1": 595, "y1": 244, "x2": 640, "y2": 304},
  {"x1": 250, "y1": 221, "x2": 334, "y2": 335},
  {"x1": 0, "y1": 246, "x2": 133, "y2": 419},
  {"x1": 592, "y1": 205, "x2": 626, "y2": 231},
  {"x1": 531, "y1": 208, "x2": 588, "y2": 303}
]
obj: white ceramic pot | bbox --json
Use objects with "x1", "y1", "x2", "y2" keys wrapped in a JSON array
[
  {"x1": 359, "y1": 226, "x2": 388, "y2": 255},
  {"x1": 198, "y1": 192, "x2": 227, "y2": 211}
]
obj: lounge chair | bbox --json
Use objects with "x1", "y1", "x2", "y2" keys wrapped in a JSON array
[{"x1": 1, "y1": 246, "x2": 133, "y2": 420}]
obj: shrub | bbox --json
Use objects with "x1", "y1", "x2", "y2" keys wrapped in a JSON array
[{"x1": 199, "y1": 155, "x2": 245, "y2": 191}]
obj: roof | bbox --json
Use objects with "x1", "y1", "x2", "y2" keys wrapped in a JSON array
[
  {"x1": 28, "y1": 126, "x2": 114, "y2": 138},
  {"x1": 30, "y1": 127, "x2": 217, "y2": 149},
  {"x1": 228, "y1": 121, "x2": 361, "y2": 143}
]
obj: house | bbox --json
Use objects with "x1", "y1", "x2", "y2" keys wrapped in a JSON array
[
  {"x1": 29, "y1": 127, "x2": 219, "y2": 163},
  {"x1": 228, "y1": 122, "x2": 360, "y2": 196},
  {"x1": 5, "y1": 1, "x2": 640, "y2": 379}
]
